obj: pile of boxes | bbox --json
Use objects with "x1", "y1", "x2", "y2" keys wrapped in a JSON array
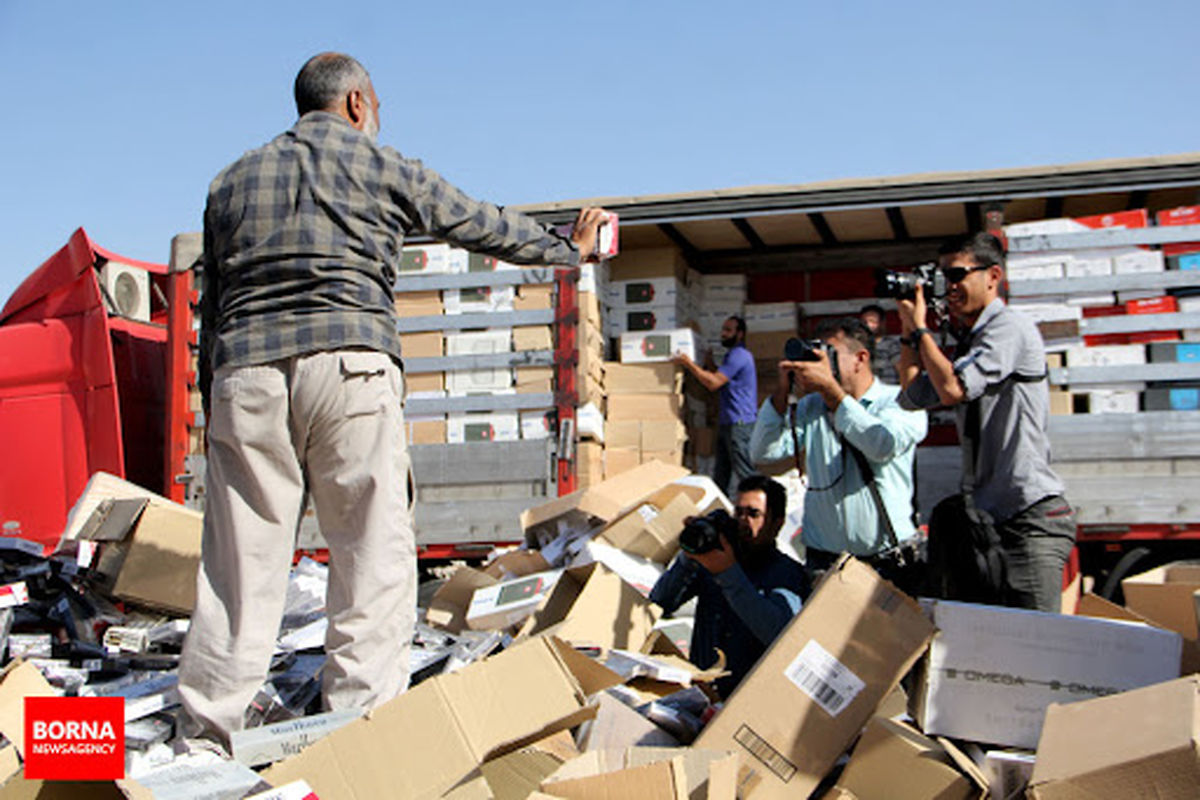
[{"x1": 1005, "y1": 208, "x2": 1200, "y2": 414}]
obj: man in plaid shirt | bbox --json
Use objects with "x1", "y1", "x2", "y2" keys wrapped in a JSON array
[{"x1": 180, "y1": 51, "x2": 607, "y2": 747}]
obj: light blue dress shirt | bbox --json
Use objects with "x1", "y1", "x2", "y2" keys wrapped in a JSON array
[{"x1": 749, "y1": 379, "x2": 927, "y2": 556}]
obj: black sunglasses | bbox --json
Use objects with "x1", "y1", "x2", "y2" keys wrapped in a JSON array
[
  {"x1": 941, "y1": 265, "x2": 990, "y2": 283},
  {"x1": 733, "y1": 506, "x2": 763, "y2": 519}
]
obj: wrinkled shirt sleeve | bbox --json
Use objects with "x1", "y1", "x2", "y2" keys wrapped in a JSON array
[
  {"x1": 712, "y1": 564, "x2": 802, "y2": 646},
  {"x1": 833, "y1": 394, "x2": 928, "y2": 463},
  {"x1": 649, "y1": 554, "x2": 701, "y2": 614}
]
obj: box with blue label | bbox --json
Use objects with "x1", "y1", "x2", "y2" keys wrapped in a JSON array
[
  {"x1": 1144, "y1": 386, "x2": 1200, "y2": 411},
  {"x1": 1148, "y1": 343, "x2": 1200, "y2": 363}
]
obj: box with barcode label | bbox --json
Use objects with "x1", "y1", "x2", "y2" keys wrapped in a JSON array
[{"x1": 694, "y1": 556, "x2": 934, "y2": 799}]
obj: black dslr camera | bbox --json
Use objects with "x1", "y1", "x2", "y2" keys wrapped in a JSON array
[
  {"x1": 784, "y1": 337, "x2": 840, "y2": 385},
  {"x1": 874, "y1": 263, "x2": 947, "y2": 301},
  {"x1": 679, "y1": 509, "x2": 740, "y2": 555}
]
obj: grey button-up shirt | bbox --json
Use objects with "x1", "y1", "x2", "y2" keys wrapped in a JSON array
[{"x1": 901, "y1": 299, "x2": 1065, "y2": 523}]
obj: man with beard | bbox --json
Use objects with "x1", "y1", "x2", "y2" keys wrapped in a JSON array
[
  {"x1": 896, "y1": 232, "x2": 1074, "y2": 612},
  {"x1": 674, "y1": 316, "x2": 757, "y2": 497},
  {"x1": 180, "y1": 51, "x2": 608, "y2": 749},
  {"x1": 650, "y1": 474, "x2": 809, "y2": 698}
]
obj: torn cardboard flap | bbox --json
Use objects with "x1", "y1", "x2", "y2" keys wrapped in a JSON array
[
  {"x1": 481, "y1": 730, "x2": 580, "y2": 800},
  {"x1": 594, "y1": 485, "x2": 704, "y2": 565},
  {"x1": 426, "y1": 567, "x2": 499, "y2": 634},
  {"x1": 263, "y1": 636, "x2": 601, "y2": 800},
  {"x1": 1122, "y1": 562, "x2": 1200, "y2": 639},
  {"x1": 605, "y1": 649, "x2": 727, "y2": 687},
  {"x1": 110, "y1": 502, "x2": 203, "y2": 614},
  {"x1": 541, "y1": 756, "x2": 688, "y2": 800},
  {"x1": 832, "y1": 717, "x2": 985, "y2": 800},
  {"x1": 0, "y1": 660, "x2": 57, "y2": 757},
  {"x1": 521, "y1": 462, "x2": 690, "y2": 546},
  {"x1": 1028, "y1": 675, "x2": 1200, "y2": 799},
  {"x1": 521, "y1": 563, "x2": 660, "y2": 652}
]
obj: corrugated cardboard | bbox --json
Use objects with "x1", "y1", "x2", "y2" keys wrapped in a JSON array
[
  {"x1": 406, "y1": 371, "x2": 444, "y2": 393},
  {"x1": 483, "y1": 550, "x2": 553, "y2": 581},
  {"x1": 831, "y1": 717, "x2": 985, "y2": 800},
  {"x1": 695, "y1": 556, "x2": 935, "y2": 799},
  {"x1": 394, "y1": 290, "x2": 444, "y2": 317},
  {"x1": 409, "y1": 419, "x2": 447, "y2": 445},
  {"x1": 514, "y1": 284, "x2": 554, "y2": 311},
  {"x1": 1028, "y1": 676, "x2": 1200, "y2": 799},
  {"x1": 543, "y1": 757, "x2": 687, "y2": 800},
  {"x1": 1122, "y1": 562, "x2": 1200, "y2": 639},
  {"x1": 0, "y1": 661, "x2": 57, "y2": 757},
  {"x1": 522, "y1": 563, "x2": 660, "y2": 651},
  {"x1": 605, "y1": 448, "x2": 641, "y2": 479},
  {"x1": 480, "y1": 730, "x2": 579, "y2": 800},
  {"x1": 426, "y1": 567, "x2": 499, "y2": 634},
  {"x1": 607, "y1": 394, "x2": 683, "y2": 421},
  {"x1": 604, "y1": 363, "x2": 682, "y2": 395},
  {"x1": 595, "y1": 485, "x2": 704, "y2": 564},
  {"x1": 576, "y1": 692, "x2": 679, "y2": 752},
  {"x1": 521, "y1": 461, "x2": 690, "y2": 546},
  {"x1": 400, "y1": 331, "x2": 443, "y2": 358},
  {"x1": 605, "y1": 421, "x2": 641, "y2": 450},
  {"x1": 514, "y1": 326, "x2": 554, "y2": 351},
  {"x1": 111, "y1": 502, "x2": 203, "y2": 614},
  {"x1": 608, "y1": 247, "x2": 689, "y2": 282},
  {"x1": 262, "y1": 636, "x2": 605, "y2": 800},
  {"x1": 542, "y1": 747, "x2": 738, "y2": 800},
  {"x1": 910, "y1": 599, "x2": 1183, "y2": 749}
]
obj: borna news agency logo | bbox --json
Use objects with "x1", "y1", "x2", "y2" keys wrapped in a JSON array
[{"x1": 23, "y1": 696, "x2": 124, "y2": 780}]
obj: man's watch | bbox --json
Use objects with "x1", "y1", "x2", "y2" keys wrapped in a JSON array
[{"x1": 905, "y1": 327, "x2": 931, "y2": 348}]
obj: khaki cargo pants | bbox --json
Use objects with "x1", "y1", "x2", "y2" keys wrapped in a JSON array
[{"x1": 179, "y1": 350, "x2": 415, "y2": 747}]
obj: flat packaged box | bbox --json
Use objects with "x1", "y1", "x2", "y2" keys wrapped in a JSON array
[
  {"x1": 606, "y1": 393, "x2": 684, "y2": 421},
  {"x1": 619, "y1": 328, "x2": 697, "y2": 364},
  {"x1": 594, "y1": 483, "x2": 705, "y2": 564},
  {"x1": 520, "y1": 409, "x2": 553, "y2": 440},
  {"x1": 607, "y1": 305, "x2": 690, "y2": 335},
  {"x1": 910, "y1": 599, "x2": 1182, "y2": 749},
  {"x1": 408, "y1": 419, "x2": 446, "y2": 445},
  {"x1": 1028, "y1": 676, "x2": 1200, "y2": 800},
  {"x1": 513, "y1": 325, "x2": 554, "y2": 352},
  {"x1": 399, "y1": 243, "x2": 453, "y2": 275},
  {"x1": 262, "y1": 636, "x2": 611, "y2": 800},
  {"x1": 403, "y1": 371, "x2": 443, "y2": 393},
  {"x1": 695, "y1": 556, "x2": 935, "y2": 799},
  {"x1": 466, "y1": 569, "x2": 564, "y2": 631},
  {"x1": 393, "y1": 290, "x2": 443, "y2": 318},
  {"x1": 743, "y1": 302, "x2": 798, "y2": 332},
  {"x1": 607, "y1": 277, "x2": 681, "y2": 309},
  {"x1": 1113, "y1": 250, "x2": 1165, "y2": 274},
  {"x1": 443, "y1": 285, "x2": 515, "y2": 315},
  {"x1": 399, "y1": 331, "x2": 442, "y2": 358},
  {"x1": 447, "y1": 411, "x2": 520, "y2": 444},
  {"x1": 604, "y1": 362, "x2": 681, "y2": 395}
]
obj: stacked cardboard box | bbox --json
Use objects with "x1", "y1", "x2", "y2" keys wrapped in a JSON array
[
  {"x1": 603, "y1": 247, "x2": 693, "y2": 339},
  {"x1": 603, "y1": 363, "x2": 687, "y2": 478}
]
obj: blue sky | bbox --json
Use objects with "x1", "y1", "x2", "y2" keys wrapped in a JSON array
[{"x1": 2, "y1": 1, "x2": 1198, "y2": 303}]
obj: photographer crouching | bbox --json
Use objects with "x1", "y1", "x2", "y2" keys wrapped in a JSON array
[
  {"x1": 650, "y1": 476, "x2": 810, "y2": 699},
  {"x1": 749, "y1": 318, "x2": 928, "y2": 593}
]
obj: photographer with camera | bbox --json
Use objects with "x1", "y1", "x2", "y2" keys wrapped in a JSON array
[
  {"x1": 650, "y1": 475, "x2": 809, "y2": 699},
  {"x1": 896, "y1": 232, "x2": 1074, "y2": 612},
  {"x1": 672, "y1": 316, "x2": 757, "y2": 497},
  {"x1": 749, "y1": 318, "x2": 927, "y2": 591}
]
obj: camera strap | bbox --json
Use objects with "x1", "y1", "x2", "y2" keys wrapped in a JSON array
[
  {"x1": 842, "y1": 439, "x2": 905, "y2": 563},
  {"x1": 788, "y1": 400, "x2": 804, "y2": 477}
]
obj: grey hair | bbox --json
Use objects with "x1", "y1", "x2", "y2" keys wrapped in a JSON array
[{"x1": 294, "y1": 53, "x2": 371, "y2": 115}]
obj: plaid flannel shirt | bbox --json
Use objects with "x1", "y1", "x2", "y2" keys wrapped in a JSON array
[{"x1": 200, "y1": 111, "x2": 580, "y2": 407}]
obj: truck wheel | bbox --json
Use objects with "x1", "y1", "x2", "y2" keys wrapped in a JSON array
[{"x1": 1097, "y1": 546, "x2": 1153, "y2": 604}]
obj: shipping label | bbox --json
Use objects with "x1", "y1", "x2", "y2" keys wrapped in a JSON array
[{"x1": 784, "y1": 639, "x2": 866, "y2": 717}]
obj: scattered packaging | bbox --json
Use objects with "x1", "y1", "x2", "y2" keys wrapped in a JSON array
[
  {"x1": 830, "y1": 716, "x2": 987, "y2": 800},
  {"x1": 466, "y1": 569, "x2": 564, "y2": 631},
  {"x1": 522, "y1": 563, "x2": 660, "y2": 651}
]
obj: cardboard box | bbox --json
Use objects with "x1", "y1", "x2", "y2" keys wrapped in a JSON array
[
  {"x1": 408, "y1": 419, "x2": 447, "y2": 444},
  {"x1": 521, "y1": 461, "x2": 690, "y2": 545},
  {"x1": 576, "y1": 441, "x2": 604, "y2": 485},
  {"x1": 608, "y1": 246, "x2": 688, "y2": 282},
  {"x1": 744, "y1": 302, "x2": 798, "y2": 333},
  {"x1": 426, "y1": 567, "x2": 498, "y2": 633},
  {"x1": 1028, "y1": 676, "x2": 1200, "y2": 799},
  {"x1": 103, "y1": 502, "x2": 203, "y2": 614},
  {"x1": 744, "y1": 330, "x2": 794, "y2": 362},
  {"x1": 522, "y1": 563, "x2": 660, "y2": 651},
  {"x1": 831, "y1": 717, "x2": 986, "y2": 800},
  {"x1": 642, "y1": 422, "x2": 687, "y2": 454},
  {"x1": 516, "y1": 367, "x2": 554, "y2": 394},
  {"x1": 595, "y1": 484, "x2": 705, "y2": 564},
  {"x1": 394, "y1": 289, "x2": 444, "y2": 317},
  {"x1": 445, "y1": 330, "x2": 514, "y2": 393},
  {"x1": 604, "y1": 362, "x2": 682, "y2": 395},
  {"x1": 514, "y1": 326, "x2": 555, "y2": 352},
  {"x1": 605, "y1": 420, "x2": 641, "y2": 450},
  {"x1": 520, "y1": 409, "x2": 554, "y2": 440},
  {"x1": 1113, "y1": 250, "x2": 1165, "y2": 274},
  {"x1": 620, "y1": 329, "x2": 697, "y2": 364},
  {"x1": 605, "y1": 448, "x2": 641, "y2": 479},
  {"x1": 262, "y1": 636, "x2": 612, "y2": 800},
  {"x1": 1123, "y1": 561, "x2": 1200, "y2": 639},
  {"x1": 482, "y1": 550, "x2": 553, "y2": 581},
  {"x1": 400, "y1": 331, "x2": 443, "y2": 358},
  {"x1": 405, "y1": 371, "x2": 444, "y2": 393},
  {"x1": 514, "y1": 284, "x2": 554, "y2": 311},
  {"x1": 448, "y1": 411, "x2": 520, "y2": 444},
  {"x1": 1127, "y1": 295, "x2": 1178, "y2": 315},
  {"x1": 479, "y1": 730, "x2": 579, "y2": 800},
  {"x1": 541, "y1": 748, "x2": 735, "y2": 800},
  {"x1": 608, "y1": 277, "x2": 681, "y2": 309},
  {"x1": 695, "y1": 556, "x2": 935, "y2": 799},
  {"x1": 910, "y1": 600, "x2": 1183, "y2": 749},
  {"x1": 467, "y1": 569, "x2": 564, "y2": 631},
  {"x1": 399, "y1": 243, "x2": 454, "y2": 274},
  {"x1": 607, "y1": 394, "x2": 684, "y2": 421}
]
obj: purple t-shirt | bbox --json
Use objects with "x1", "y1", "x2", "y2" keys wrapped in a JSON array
[{"x1": 718, "y1": 344, "x2": 758, "y2": 425}]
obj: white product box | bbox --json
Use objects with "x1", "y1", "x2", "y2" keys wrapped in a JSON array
[
  {"x1": 1006, "y1": 256, "x2": 1066, "y2": 281},
  {"x1": 444, "y1": 329, "x2": 513, "y2": 394},
  {"x1": 743, "y1": 302, "x2": 797, "y2": 332},
  {"x1": 519, "y1": 409, "x2": 553, "y2": 440},
  {"x1": 579, "y1": 262, "x2": 608, "y2": 294},
  {"x1": 446, "y1": 411, "x2": 519, "y2": 443},
  {"x1": 442, "y1": 285, "x2": 515, "y2": 315},
  {"x1": 1065, "y1": 344, "x2": 1146, "y2": 367},
  {"x1": 1010, "y1": 304, "x2": 1082, "y2": 324},
  {"x1": 1086, "y1": 389, "x2": 1141, "y2": 414},
  {"x1": 619, "y1": 328, "x2": 697, "y2": 364},
  {"x1": 466, "y1": 569, "x2": 564, "y2": 631},
  {"x1": 399, "y1": 243, "x2": 453, "y2": 275},
  {"x1": 1065, "y1": 293, "x2": 1117, "y2": 307},
  {"x1": 984, "y1": 750, "x2": 1036, "y2": 800},
  {"x1": 607, "y1": 277, "x2": 681, "y2": 309},
  {"x1": 1116, "y1": 289, "x2": 1162, "y2": 303},
  {"x1": 1064, "y1": 256, "x2": 1113, "y2": 278},
  {"x1": 911, "y1": 600, "x2": 1181, "y2": 749},
  {"x1": 1113, "y1": 250, "x2": 1165, "y2": 274},
  {"x1": 606, "y1": 304, "x2": 690, "y2": 335}
]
